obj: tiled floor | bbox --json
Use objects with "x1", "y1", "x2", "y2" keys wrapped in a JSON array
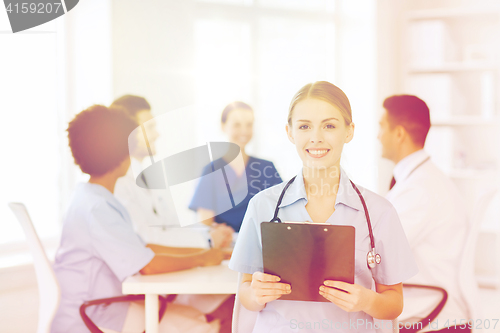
[{"x1": 1, "y1": 287, "x2": 499, "y2": 333}]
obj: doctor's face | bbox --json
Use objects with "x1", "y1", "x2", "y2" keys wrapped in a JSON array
[
  {"x1": 221, "y1": 108, "x2": 254, "y2": 150},
  {"x1": 286, "y1": 98, "x2": 354, "y2": 171},
  {"x1": 377, "y1": 110, "x2": 398, "y2": 162}
]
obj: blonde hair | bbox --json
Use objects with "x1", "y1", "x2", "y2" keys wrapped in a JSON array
[{"x1": 287, "y1": 81, "x2": 352, "y2": 126}]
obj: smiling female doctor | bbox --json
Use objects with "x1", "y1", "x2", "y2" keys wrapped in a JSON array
[{"x1": 228, "y1": 81, "x2": 419, "y2": 333}]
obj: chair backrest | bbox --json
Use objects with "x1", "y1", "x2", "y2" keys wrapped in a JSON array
[
  {"x1": 8, "y1": 202, "x2": 61, "y2": 333},
  {"x1": 459, "y1": 188, "x2": 498, "y2": 329}
]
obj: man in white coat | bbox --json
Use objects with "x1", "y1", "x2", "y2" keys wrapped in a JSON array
[
  {"x1": 111, "y1": 95, "x2": 233, "y2": 248},
  {"x1": 378, "y1": 95, "x2": 470, "y2": 333},
  {"x1": 111, "y1": 95, "x2": 234, "y2": 333}
]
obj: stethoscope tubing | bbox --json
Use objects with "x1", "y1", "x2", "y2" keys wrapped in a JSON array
[{"x1": 269, "y1": 174, "x2": 380, "y2": 269}]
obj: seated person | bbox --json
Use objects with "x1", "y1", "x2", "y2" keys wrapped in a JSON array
[
  {"x1": 111, "y1": 95, "x2": 234, "y2": 330},
  {"x1": 51, "y1": 105, "x2": 229, "y2": 333},
  {"x1": 378, "y1": 95, "x2": 470, "y2": 332},
  {"x1": 189, "y1": 101, "x2": 282, "y2": 234}
]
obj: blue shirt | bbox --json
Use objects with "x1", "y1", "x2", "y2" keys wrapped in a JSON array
[
  {"x1": 51, "y1": 183, "x2": 155, "y2": 333},
  {"x1": 189, "y1": 156, "x2": 282, "y2": 232},
  {"x1": 229, "y1": 167, "x2": 418, "y2": 333}
]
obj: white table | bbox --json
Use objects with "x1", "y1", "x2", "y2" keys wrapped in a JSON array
[{"x1": 122, "y1": 262, "x2": 238, "y2": 333}]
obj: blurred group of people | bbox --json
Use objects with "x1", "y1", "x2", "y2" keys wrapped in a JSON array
[
  {"x1": 50, "y1": 83, "x2": 472, "y2": 333},
  {"x1": 50, "y1": 95, "x2": 282, "y2": 333}
]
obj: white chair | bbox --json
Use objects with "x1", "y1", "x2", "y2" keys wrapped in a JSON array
[
  {"x1": 8, "y1": 202, "x2": 170, "y2": 333},
  {"x1": 462, "y1": 188, "x2": 499, "y2": 325},
  {"x1": 399, "y1": 189, "x2": 493, "y2": 333},
  {"x1": 8, "y1": 202, "x2": 61, "y2": 333},
  {"x1": 231, "y1": 272, "x2": 399, "y2": 333}
]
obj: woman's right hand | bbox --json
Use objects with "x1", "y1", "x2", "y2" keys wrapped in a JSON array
[{"x1": 250, "y1": 272, "x2": 291, "y2": 305}]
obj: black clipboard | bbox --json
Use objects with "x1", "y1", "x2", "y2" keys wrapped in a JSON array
[{"x1": 261, "y1": 222, "x2": 355, "y2": 302}]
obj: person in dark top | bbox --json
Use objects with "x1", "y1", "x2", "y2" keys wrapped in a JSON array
[{"x1": 189, "y1": 101, "x2": 282, "y2": 234}]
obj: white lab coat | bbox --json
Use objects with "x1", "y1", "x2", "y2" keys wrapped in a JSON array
[
  {"x1": 386, "y1": 150, "x2": 469, "y2": 330},
  {"x1": 114, "y1": 158, "x2": 229, "y2": 315},
  {"x1": 114, "y1": 159, "x2": 211, "y2": 247},
  {"x1": 114, "y1": 159, "x2": 179, "y2": 244}
]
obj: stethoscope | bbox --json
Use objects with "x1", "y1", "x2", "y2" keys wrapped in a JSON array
[{"x1": 269, "y1": 175, "x2": 381, "y2": 270}]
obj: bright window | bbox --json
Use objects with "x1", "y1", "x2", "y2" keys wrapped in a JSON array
[
  {"x1": 193, "y1": 0, "x2": 337, "y2": 179},
  {"x1": 0, "y1": 20, "x2": 60, "y2": 247}
]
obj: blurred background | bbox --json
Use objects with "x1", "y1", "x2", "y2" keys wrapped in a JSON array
[{"x1": 1, "y1": 0, "x2": 500, "y2": 331}]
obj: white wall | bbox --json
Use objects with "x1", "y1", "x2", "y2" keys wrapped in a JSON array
[
  {"x1": 375, "y1": 0, "x2": 404, "y2": 194},
  {"x1": 111, "y1": 0, "x2": 378, "y2": 198}
]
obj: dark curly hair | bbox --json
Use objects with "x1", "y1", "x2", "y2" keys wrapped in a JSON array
[{"x1": 67, "y1": 105, "x2": 137, "y2": 176}]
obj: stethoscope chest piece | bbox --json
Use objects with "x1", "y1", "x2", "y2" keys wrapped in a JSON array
[{"x1": 367, "y1": 250, "x2": 382, "y2": 269}]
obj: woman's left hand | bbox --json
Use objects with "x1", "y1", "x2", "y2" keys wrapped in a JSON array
[
  {"x1": 209, "y1": 223, "x2": 234, "y2": 248},
  {"x1": 319, "y1": 280, "x2": 375, "y2": 313}
]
